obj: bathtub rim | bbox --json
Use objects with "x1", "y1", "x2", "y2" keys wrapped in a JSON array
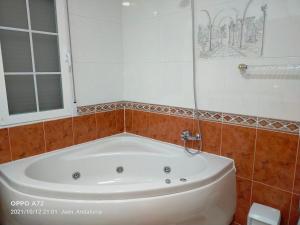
[
  {"x1": 0, "y1": 167, "x2": 236, "y2": 201},
  {"x1": 0, "y1": 133, "x2": 235, "y2": 200}
]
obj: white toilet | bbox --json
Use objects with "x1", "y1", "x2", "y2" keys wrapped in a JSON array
[{"x1": 247, "y1": 203, "x2": 280, "y2": 225}]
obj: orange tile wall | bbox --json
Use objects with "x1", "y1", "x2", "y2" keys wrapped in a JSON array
[
  {"x1": 0, "y1": 109, "x2": 124, "y2": 163},
  {"x1": 125, "y1": 109, "x2": 300, "y2": 225},
  {"x1": 0, "y1": 108, "x2": 299, "y2": 225}
]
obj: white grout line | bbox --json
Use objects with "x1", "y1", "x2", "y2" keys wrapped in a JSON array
[
  {"x1": 123, "y1": 106, "x2": 126, "y2": 132},
  {"x1": 236, "y1": 175, "x2": 252, "y2": 182},
  {"x1": 288, "y1": 198, "x2": 293, "y2": 225},
  {"x1": 288, "y1": 135, "x2": 300, "y2": 225},
  {"x1": 291, "y1": 135, "x2": 300, "y2": 194},
  {"x1": 252, "y1": 180, "x2": 293, "y2": 194},
  {"x1": 249, "y1": 127, "x2": 258, "y2": 206},
  {"x1": 42, "y1": 122, "x2": 47, "y2": 152},
  {"x1": 219, "y1": 123, "x2": 223, "y2": 156},
  {"x1": 71, "y1": 116, "x2": 75, "y2": 145},
  {"x1": 94, "y1": 112, "x2": 98, "y2": 138},
  {"x1": 7, "y1": 128, "x2": 13, "y2": 161}
]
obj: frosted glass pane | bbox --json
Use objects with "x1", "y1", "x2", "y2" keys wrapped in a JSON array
[
  {"x1": 5, "y1": 75, "x2": 37, "y2": 115},
  {"x1": 37, "y1": 74, "x2": 63, "y2": 111},
  {"x1": 0, "y1": 0, "x2": 28, "y2": 29},
  {"x1": 33, "y1": 33, "x2": 60, "y2": 72},
  {"x1": 29, "y1": 0, "x2": 57, "y2": 32},
  {"x1": 0, "y1": 30, "x2": 33, "y2": 72}
]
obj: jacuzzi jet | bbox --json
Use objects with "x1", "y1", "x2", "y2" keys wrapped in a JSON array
[
  {"x1": 0, "y1": 135, "x2": 237, "y2": 225},
  {"x1": 72, "y1": 172, "x2": 81, "y2": 180},
  {"x1": 164, "y1": 166, "x2": 171, "y2": 174},
  {"x1": 116, "y1": 166, "x2": 124, "y2": 173},
  {"x1": 180, "y1": 178, "x2": 187, "y2": 182},
  {"x1": 165, "y1": 179, "x2": 171, "y2": 184}
]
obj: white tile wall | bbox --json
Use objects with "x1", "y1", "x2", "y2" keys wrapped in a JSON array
[
  {"x1": 74, "y1": 62, "x2": 123, "y2": 106},
  {"x1": 122, "y1": 0, "x2": 195, "y2": 108},
  {"x1": 69, "y1": 0, "x2": 300, "y2": 121},
  {"x1": 69, "y1": 0, "x2": 123, "y2": 106},
  {"x1": 196, "y1": 57, "x2": 300, "y2": 121},
  {"x1": 69, "y1": 0, "x2": 122, "y2": 23},
  {"x1": 123, "y1": 0, "x2": 300, "y2": 121}
]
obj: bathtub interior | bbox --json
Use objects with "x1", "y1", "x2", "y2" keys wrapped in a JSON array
[
  {"x1": 0, "y1": 135, "x2": 235, "y2": 201},
  {"x1": 24, "y1": 136, "x2": 208, "y2": 185}
]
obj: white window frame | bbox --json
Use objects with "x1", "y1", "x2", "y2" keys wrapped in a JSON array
[{"x1": 0, "y1": 0, "x2": 73, "y2": 126}]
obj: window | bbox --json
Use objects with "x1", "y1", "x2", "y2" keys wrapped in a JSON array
[{"x1": 0, "y1": 0, "x2": 72, "y2": 126}]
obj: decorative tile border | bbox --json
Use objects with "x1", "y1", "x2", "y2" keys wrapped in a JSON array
[
  {"x1": 149, "y1": 104, "x2": 170, "y2": 115},
  {"x1": 77, "y1": 104, "x2": 96, "y2": 115},
  {"x1": 223, "y1": 113, "x2": 258, "y2": 128},
  {"x1": 125, "y1": 101, "x2": 150, "y2": 112},
  {"x1": 77, "y1": 101, "x2": 125, "y2": 115},
  {"x1": 258, "y1": 117, "x2": 300, "y2": 134},
  {"x1": 115, "y1": 101, "x2": 126, "y2": 110},
  {"x1": 170, "y1": 107, "x2": 194, "y2": 118},
  {"x1": 78, "y1": 101, "x2": 300, "y2": 134},
  {"x1": 196, "y1": 110, "x2": 223, "y2": 122},
  {"x1": 95, "y1": 103, "x2": 115, "y2": 113}
]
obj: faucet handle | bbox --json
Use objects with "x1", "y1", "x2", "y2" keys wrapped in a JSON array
[
  {"x1": 181, "y1": 130, "x2": 202, "y2": 141},
  {"x1": 195, "y1": 133, "x2": 201, "y2": 141},
  {"x1": 181, "y1": 130, "x2": 191, "y2": 141}
]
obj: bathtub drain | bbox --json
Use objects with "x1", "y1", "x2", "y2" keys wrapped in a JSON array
[{"x1": 72, "y1": 172, "x2": 81, "y2": 180}]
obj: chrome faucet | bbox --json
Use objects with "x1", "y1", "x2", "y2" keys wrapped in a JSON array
[{"x1": 181, "y1": 130, "x2": 201, "y2": 141}]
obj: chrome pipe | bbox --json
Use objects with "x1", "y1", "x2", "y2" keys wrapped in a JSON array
[{"x1": 66, "y1": 0, "x2": 77, "y2": 104}]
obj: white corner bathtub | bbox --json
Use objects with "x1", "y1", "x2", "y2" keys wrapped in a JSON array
[{"x1": 0, "y1": 134, "x2": 236, "y2": 225}]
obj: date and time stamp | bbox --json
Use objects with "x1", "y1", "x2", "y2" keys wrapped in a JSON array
[{"x1": 9, "y1": 201, "x2": 102, "y2": 216}]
